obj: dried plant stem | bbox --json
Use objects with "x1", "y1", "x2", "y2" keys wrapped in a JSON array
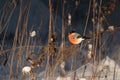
[
  {"x1": 10, "y1": 0, "x2": 22, "y2": 78},
  {"x1": 0, "y1": 2, "x2": 16, "y2": 34},
  {"x1": 16, "y1": 0, "x2": 31, "y2": 76},
  {"x1": 92, "y1": 0, "x2": 96, "y2": 79},
  {"x1": 44, "y1": 0, "x2": 52, "y2": 79},
  {"x1": 83, "y1": 0, "x2": 91, "y2": 36},
  {"x1": 113, "y1": 63, "x2": 117, "y2": 80},
  {"x1": 1, "y1": 25, "x2": 8, "y2": 50}
]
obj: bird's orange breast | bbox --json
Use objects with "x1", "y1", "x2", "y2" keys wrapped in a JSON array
[{"x1": 68, "y1": 33, "x2": 80, "y2": 44}]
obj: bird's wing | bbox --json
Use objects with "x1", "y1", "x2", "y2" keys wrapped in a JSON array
[{"x1": 72, "y1": 33, "x2": 81, "y2": 39}]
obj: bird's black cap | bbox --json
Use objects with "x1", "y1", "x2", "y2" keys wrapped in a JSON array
[{"x1": 68, "y1": 30, "x2": 76, "y2": 34}]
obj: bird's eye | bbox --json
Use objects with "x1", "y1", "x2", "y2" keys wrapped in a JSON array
[{"x1": 72, "y1": 37, "x2": 75, "y2": 39}]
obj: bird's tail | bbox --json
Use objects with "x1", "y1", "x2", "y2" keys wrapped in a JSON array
[{"x1": 82, "y1": 36, "x2": 90, "y2": 39}]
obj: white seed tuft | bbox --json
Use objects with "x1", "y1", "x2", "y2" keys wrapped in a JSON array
[{"x1": 30, "y1": 31, "x2": 36, "y2": 37}]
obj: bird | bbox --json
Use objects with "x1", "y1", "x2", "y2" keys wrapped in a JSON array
[
  {"x1": 22, "y1": 66, "x2": 33, "y2": 75},
  {"x1": 68, "y1": 31, "x2": 90, "y2": 45}
]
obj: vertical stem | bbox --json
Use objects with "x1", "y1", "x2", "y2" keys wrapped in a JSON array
[
  {"x1": 92, "y1": 0, "x2": 96, "y2": 79},
  {"x1": 61, "y1": 0, "x2": 65, "y2": 61},
  {"x1": 44, "y1": 0, "x2": 52, "y2": 79},
  {"x1": 10, "y1": 0, "x2": 22, "y2": 78},
  {"x1": 1, "y1": 25, "x2": 8, "y2": 50},
  {"x1": 17, "y1": 0, "x2": 31, "y2": 76},
  {"x1": 0, "y1": 1, "x2": 16, "y2": 34},
  {"x1": 113, "y1": 63, "x2": 116, "y2": 80},
  {"x1": 83, "y1": 0, "x2": 91, "y2": 36},
  {"x1": 98, "y1": 0, "x2": 103, "y2": 63}
]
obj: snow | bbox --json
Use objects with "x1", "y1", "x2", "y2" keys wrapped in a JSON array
[
  {"x1": 97, "y1": 56, "x2": 120, "y2": 72},
  {"x1": 79, "y1": 78, "x2": 86, "y2": 80},
  {"x1": 56, "y1": 76, "x2": 71, "y2": 80},
  {"x1": 66, "y1": 56, "x2": 120, "y2": 80},
  {"x1": 37, "y1": 56, "x2": 120, "y2": 80}
]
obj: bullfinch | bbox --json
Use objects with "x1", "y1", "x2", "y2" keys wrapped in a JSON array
[{"x1": 68, "y1": 31, "x2": 90, "y2": 45}]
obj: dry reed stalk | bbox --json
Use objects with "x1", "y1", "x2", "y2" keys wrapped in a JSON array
[
  {"x1": 61, "y1": 0, "x2": 65, "y2": 61},
  {"x1": 0, "y1": 1, "x2": 16, "y2": 34},
  {"x1": 10, "y1": 25, "x2": 19, "y2": 78},
  {"x1": 52, "y1": 1, "x2": 58, "y2": 32},
  {"x1": 16, "y1": 0, "x2": 31, "y2": 76},
  {"x1": 50, "y1": 43, "x2": 64, "y2": 77},
  {"x1": 113, "y1": 62, "x2": 117, "y2": 80},
  {"x1": 92, "y1": 0, "x2": 97, "y2": 79},
  {"x1": 97, "y1": 0, "x2": 103, "y2": 64},
  {"x1": 83, "y1": 0, "x2": 91, "y2": 36},
  {"x1": 44, "y1": 0, "x2": 52, "y2": 79},
  {"x1": 10, "y1": 0, "x2": 23, "y2": 78},
  {"x1": 1, "y1": 24, "x2": 8, "y2": 50}
]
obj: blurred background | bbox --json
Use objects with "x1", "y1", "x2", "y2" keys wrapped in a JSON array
[{"x1": 0, "y1": 0, "x2": 120, "y2": 79}]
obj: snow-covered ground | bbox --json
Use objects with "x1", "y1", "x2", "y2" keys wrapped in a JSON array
[{"x1": 37, "y1": 56, "x2": 120, "y2": 80}]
